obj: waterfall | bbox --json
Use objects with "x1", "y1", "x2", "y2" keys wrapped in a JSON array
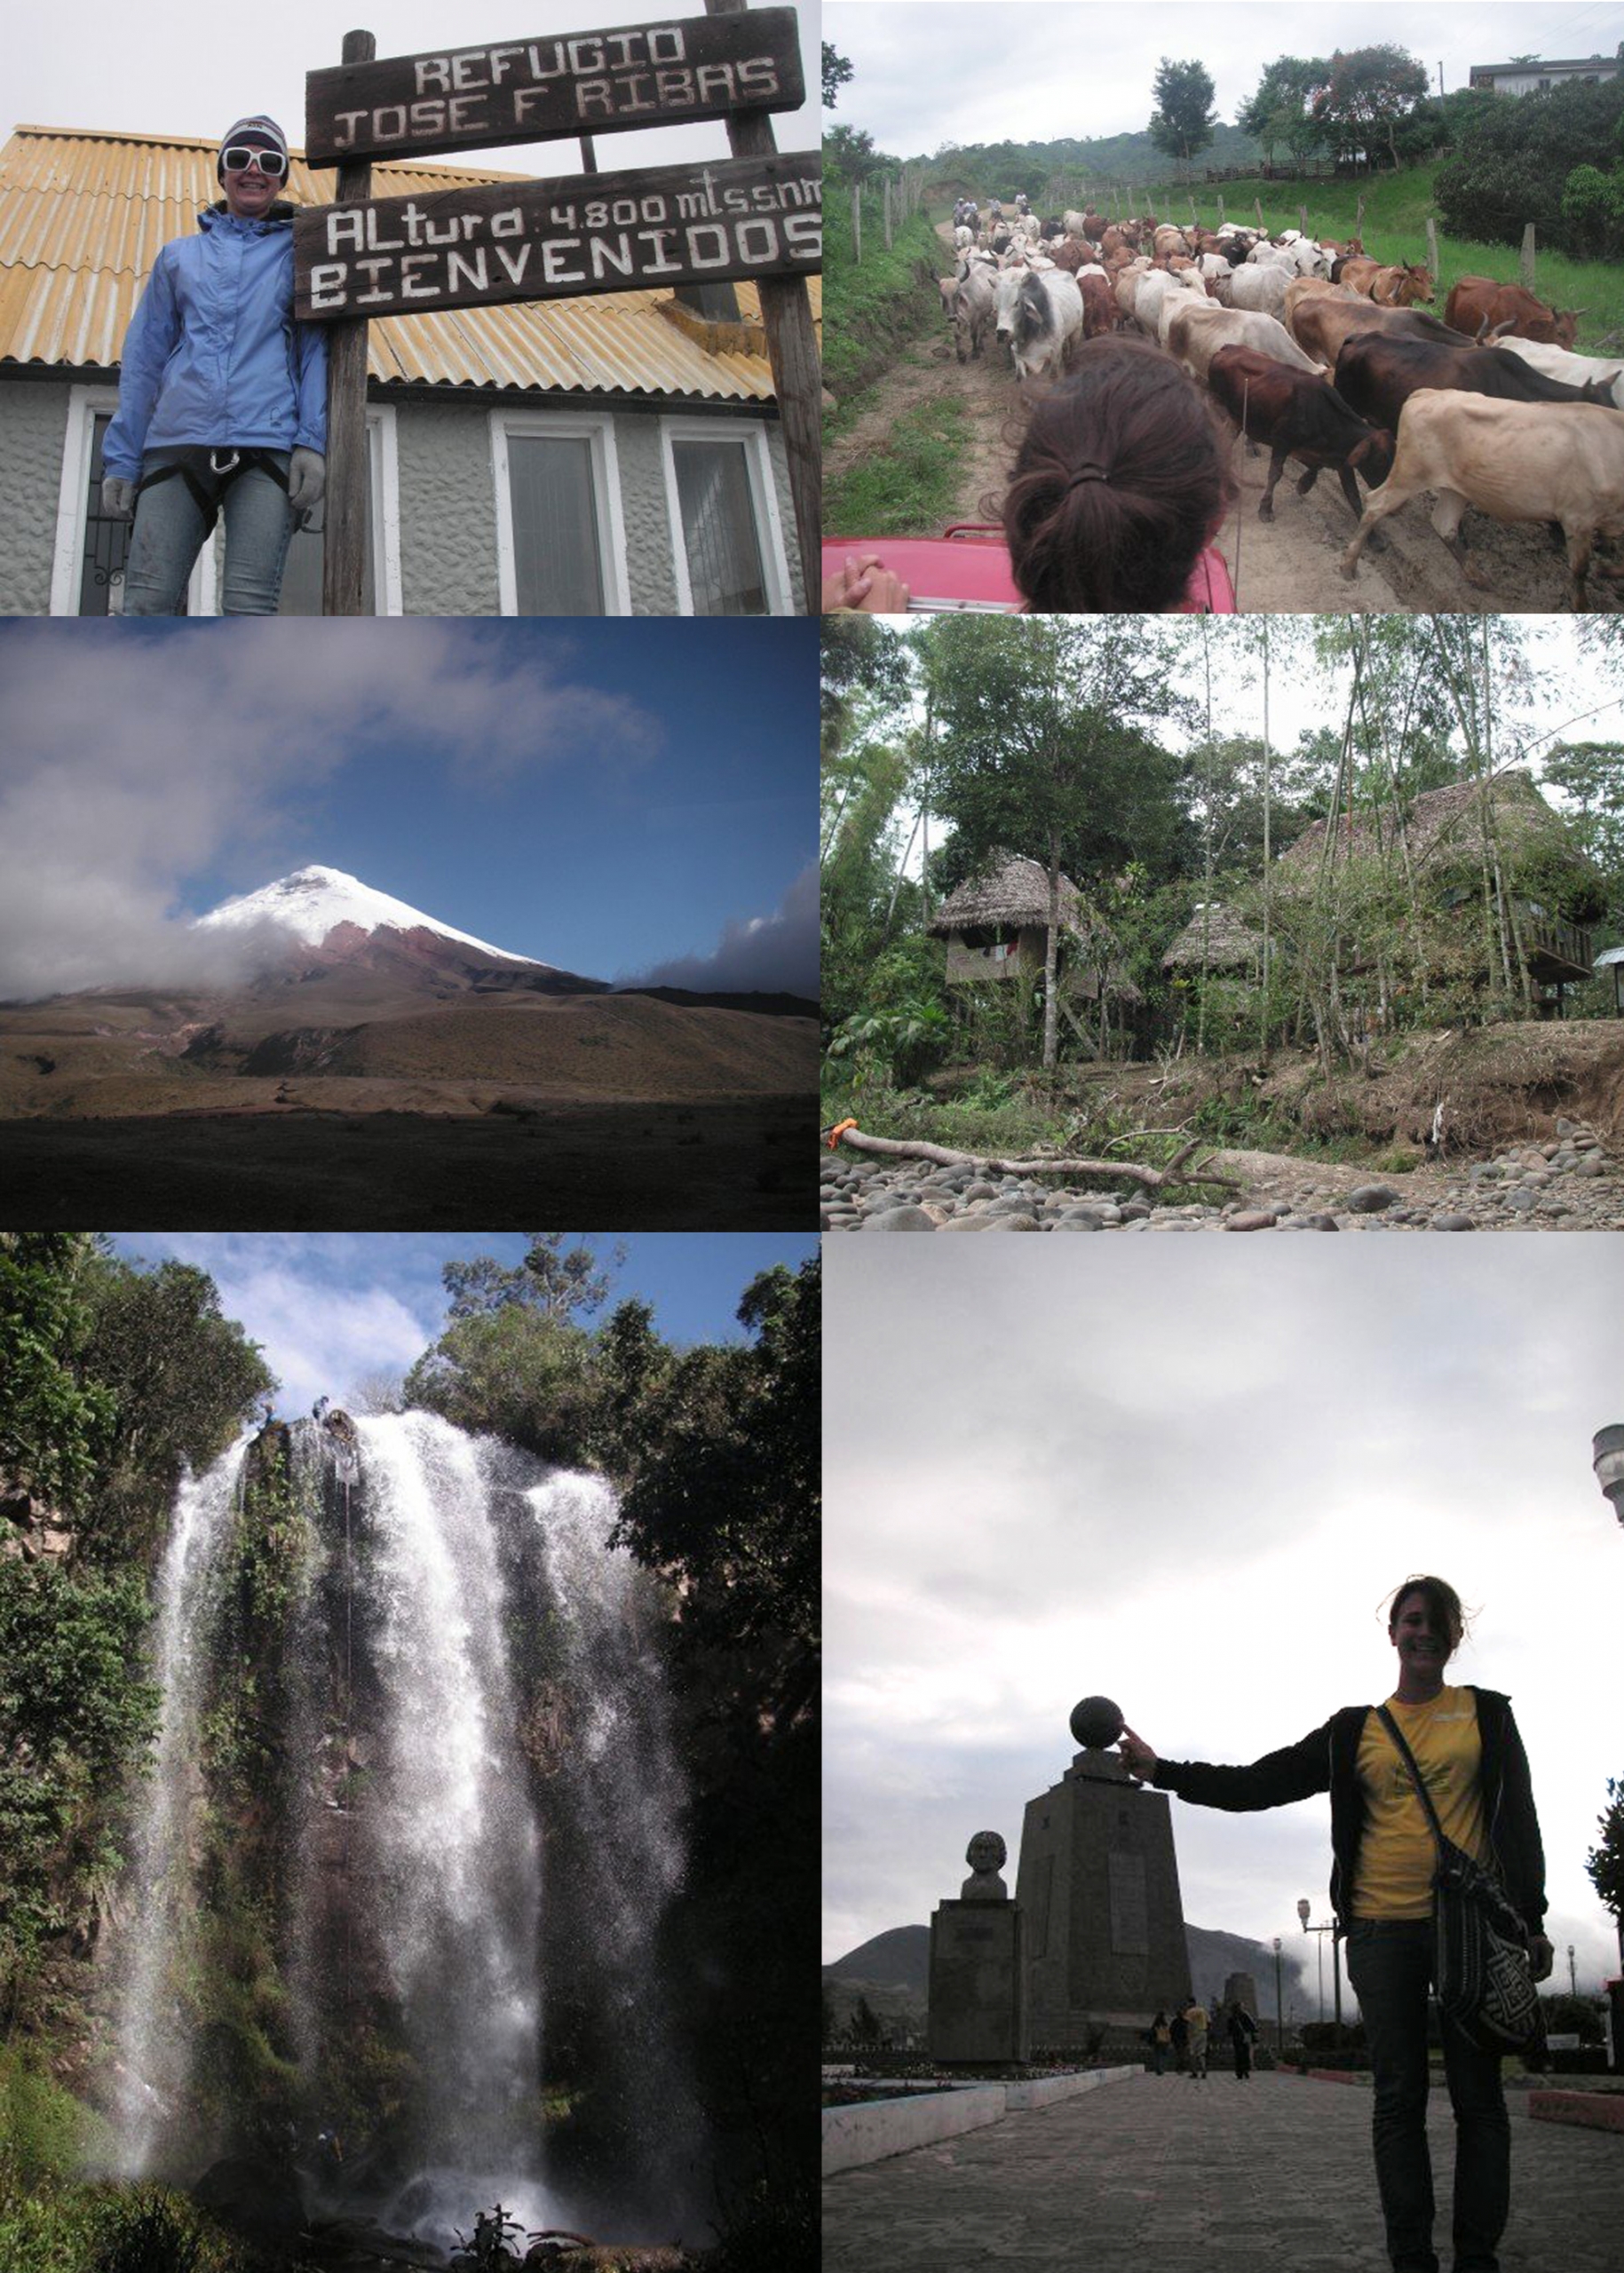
[
  {"x1": 111, "y1": 1410, "x2": 696, "y2": 2249},
  {"x1": 112, "y1": 1433, "x2": 252, "y2": 2177}
]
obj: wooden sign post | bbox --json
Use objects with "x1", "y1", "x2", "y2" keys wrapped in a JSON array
[{"x1": 303, "y1": 4, "x2": 820, "y2": 613}]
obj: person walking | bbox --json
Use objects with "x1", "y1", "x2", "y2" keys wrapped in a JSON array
[
  {"x1": 1227, "y1": 2000, "x2": 1258, "y2": 2081},
  {"x1": 1119, "y1": 1574, "x2": 1551, "y2": 2273},
  {"x1": 1184, "y1": 1997, "x2": 1209, "y2": 2079},
  {"x1": 1168, "y1": 2005, "x2": 1189, "y2": 2076},
  {"x1": 1149, "y1": 2009, "x2": 1172, "y2": 2077},
  {"x1": 101, "y1": 115, "x2": 327, "y2": 614}
]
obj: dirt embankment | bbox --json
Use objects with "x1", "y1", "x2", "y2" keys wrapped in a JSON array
[
  {"x1": 1090, "y1": 1021, "x2": 1624, "y2": 1162},
  {"x1": 828, "y1": 221, "x2": 1622, "y2": 612}
]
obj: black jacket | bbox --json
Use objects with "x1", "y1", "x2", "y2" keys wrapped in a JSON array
[{"x1": 1152, "y1": 1685, "x2": 1547, "y2": 1935}]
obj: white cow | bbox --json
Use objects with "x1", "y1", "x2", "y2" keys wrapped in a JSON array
[
  {"x1": 1224, "y1": 263, "x2": 1292, "y2": 319},
  {"x1": 1488, "y1": 335, "x2": 1624, "y2": 409},
  {"x1": 994, "y1": 265, "x2": 1083, "y2": 382}
]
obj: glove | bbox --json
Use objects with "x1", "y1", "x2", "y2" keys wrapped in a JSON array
[
  {"x1": 288, "y1": 448, "x2": 326, "y2": 527},
  {"x1": 102, "y1": 476, "x2": 137, "y2": 520}
]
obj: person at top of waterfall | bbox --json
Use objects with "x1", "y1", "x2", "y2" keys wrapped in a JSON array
[
  {"x1": 1117, "y1": 1575, "x2": 1552, "y2": 2273},
  {"x1": 313, "y1": 1394, "x2": 330, "y2": 1422},
  {"x1": 100, "y1": 115, "x2": 327, "y2": 614},
  {"x1": 1000, "y1": 336, "x2": 1235, "y2": 613}
]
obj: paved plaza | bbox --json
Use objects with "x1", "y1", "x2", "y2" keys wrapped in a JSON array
[{"x1": 822, "y1": 2071, "x2": 1624, "y2": 2272}]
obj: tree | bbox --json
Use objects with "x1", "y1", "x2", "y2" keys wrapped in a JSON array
[
  {"x1": 923, "y1": 615, "x2": 1192, "y2": 1069},
  {"x1": 442, "y1": 1234, "x2": 623, "y2": 1324},
  {"x1": 822, "y1": 42, "x2": 853, "y2": 111},
  {"x1": 1311, "y1": 44, "x2": 1430, "y2": 170},
  {"x1": 823, "y1": 123, "x2": 882, "y2": 184},
  {"x1": 0, "y1": 1234, "x2": 115, "y2": 1517},
  {"x1": 1586, "y1": 1778, "x2": 1624, "y2": 1964},
  {"x1": 1148, "y1": 57, "x2": 1217, "y2": 171},
  {"x1": 1437, "y1": 72, "x2": 1624, "y2": 251},
  {"x1": 1238, "y1": 57, "x2": 1331, "y2": 165},
  {"x1": 1540, "y1": 742, "x2": 1624, "y2": 921}
]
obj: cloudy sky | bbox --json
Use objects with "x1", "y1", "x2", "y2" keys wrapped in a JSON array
[
  {"x1": 825, "y1": 0, "x2": 1620, "y2": 158},
  {"x1": 108, "y1": 1231, "x2": 816, "y2": 1418},
  {"x1": 0, "y1": 618, "x2": 815, "y2": 1002},
  {"x1": 825, "y1": 1237, "x2": 1624, "y2": 2008},
  {"x1": 6, "y1": 0, "x2": 817, "y2": 172}
]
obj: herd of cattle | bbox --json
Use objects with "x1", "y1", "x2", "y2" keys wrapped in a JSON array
[{"x1": 938, "y1": 197, "x2": 1624, "y2": 607}]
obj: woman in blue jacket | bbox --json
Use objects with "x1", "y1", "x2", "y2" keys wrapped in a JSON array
[
  {"x1": 1119, "y1": 1576, "x2": 1552, "y2": 2273},
  {"x1": 101, "y1": 116, "x2": 327, "y2": 614}
]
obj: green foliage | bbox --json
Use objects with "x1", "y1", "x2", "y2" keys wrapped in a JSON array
[
  {"x1": 1562, "y1": 161, "x2": 1624, "y2": 258},
  {"x1": 75, "y1": 1261, "x2": 273, "y2": 1564},
  {"x1": 0, "y1": 2047, "x2": 110, "y2": 2186},
  {"x1": 1237, "y1": 56, "x2": 1331, "y2": 165},
  {"x1": 442, "y1": 1235, "x2": 622, "y2": 1326},
  {"x1": 824, "y1": 392, "x2": 966, "y2": 540},
  {"x1": 1540, "y1": 1991, "x2": 1605, "y2": 2045},
  {"x1": 0, "y1": 2168, "x2": 257, "y2": 2273},
  {"x1": 0, "y1": 1559, "x2": 156, "y2": 1987},
  {"x1": 0, "y1": 1235, "x2": 115, "y2": 1517},
  {"x1": 820, "y1": 171, "x2": 942, "y2": 408},
  {"x1": 827, "y1": 1001, "x2": 950, "y2": 1093},
  {"x1": 1586, "y1": 1778, "x2": 1624, "y2": 1938},
  {"x1": 821, "y1": 42, "x2": 852, "y2": 112},
  {"x1": 1541, "y1": 742, "x2": 1624, "y2": 923},
  {"x1": 404, "y1": 1305, "x2": 601, "y2": 1466},
  {"x1": 1436, "y1": 73, "x2": 1624, "y2": 256},
  {"x1": 1311, "y1": 45, "x2": 1430, "y2": 169},
  {"x1": 1148, "y1": 58, "x2": 1217, "y2": 170}
]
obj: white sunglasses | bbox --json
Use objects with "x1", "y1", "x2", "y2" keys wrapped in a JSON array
[{"x1": 223, "y1": 146, "x2": 288, "y2": 178}]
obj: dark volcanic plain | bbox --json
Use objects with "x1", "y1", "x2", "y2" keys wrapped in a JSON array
[{"x1": 0, "y1": 969, "x2": 818, "y2": 1229}]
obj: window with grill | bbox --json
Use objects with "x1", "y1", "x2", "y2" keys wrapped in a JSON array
[{"x1": 659, "y1": 417, "x2": 791, "y2": 616}]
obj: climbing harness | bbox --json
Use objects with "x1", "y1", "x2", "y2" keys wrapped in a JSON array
[{"x1": 135, "y1": 445, "x2": 291, "y2": 539}]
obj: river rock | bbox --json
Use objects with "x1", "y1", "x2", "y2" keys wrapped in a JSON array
[{"x1": 1346, "y1": 1185, "x2": 1400, "y2": 1213}]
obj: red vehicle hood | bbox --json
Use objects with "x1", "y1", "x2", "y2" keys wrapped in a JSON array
[{"x1": 823, "y1": 526, "x2": 1235, "y2": 614}]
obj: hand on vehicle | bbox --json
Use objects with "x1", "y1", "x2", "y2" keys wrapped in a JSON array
[{"x1": 821, "y1": 552, "x2": 910, "y2": 614}]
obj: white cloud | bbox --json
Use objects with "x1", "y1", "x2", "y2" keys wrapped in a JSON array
[{"x1": 622, "y1": 860, "x2": 817, "y2": 994}]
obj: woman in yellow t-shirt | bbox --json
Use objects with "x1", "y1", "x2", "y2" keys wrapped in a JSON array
[{"x1": 1117, "y1": 1575, "x2": 1552, "y2": 2273}]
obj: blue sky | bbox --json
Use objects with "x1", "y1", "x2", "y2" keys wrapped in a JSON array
[
  {"x1": 0, "y1": 618, "x2": 816, "y2": 1000},
  {"x1": 109, "y1": 1232, "x2": 817, "y2": 1416}
]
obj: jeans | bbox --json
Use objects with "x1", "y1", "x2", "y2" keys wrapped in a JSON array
[
  {"x1": 123, "y1": 452, "x2": 295, "y2": 614},
  {"x1": 1345, "y1": 1917, "x2": 1509, "y2": 2273}
]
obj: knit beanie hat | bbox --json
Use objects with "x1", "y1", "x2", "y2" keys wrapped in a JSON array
[{"x1": 218, "y1": 115, "x2": 289, "y2": 180}]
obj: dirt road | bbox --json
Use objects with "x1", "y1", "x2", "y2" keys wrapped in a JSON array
[{"x1": 827, "y1": 226, "x2": 1619, "y2": 614}]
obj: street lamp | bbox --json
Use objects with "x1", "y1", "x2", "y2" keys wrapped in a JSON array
[
  {"x1": 1298, "y1": 1897, "x2": 1343, "y2": 2039},
  {"x1": 1569, "y1": 1944, "x2": 1578, "y2": 1999},
  {"x1": 1273, "y1": 1934, "x2": 1283, "y2": 2052},
  {"x1": 1594, "y1": 1427, "x2": 1624, "y2": 1524}
]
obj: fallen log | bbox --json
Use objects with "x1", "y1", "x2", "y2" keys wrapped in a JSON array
[{"x1": 822, "y1": 1125, "x2": 1244, "y2": 1193}]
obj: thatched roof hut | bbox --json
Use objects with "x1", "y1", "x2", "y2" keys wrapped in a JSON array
[
  {"x1": 1161, "y1": 902, "x2": 1264, "y2": 973},
  {"x1": 1279, "y1": 771, "x2": 1579, "y2": 877},
  {"x1": 929, "y1": 853, "x2": 1084, "y2": 939},
  {"x1": 929, "y1": 853, "x2": 1140, "y2": 1002}
]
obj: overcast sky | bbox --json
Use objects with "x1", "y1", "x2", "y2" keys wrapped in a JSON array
[
  {"x1": 107, "y1": 1231, "x2": 815, "y2": 1416},
  {"x1": 5, "y1": 0, "x2": 817, "y2": 173},
  {"x1": 0, "y1": 619, "x2": 815, "y2": 1001},
  {"x1": 825, "y1": 1237, "x2": 1624, "y2": 2010},
  {"x1": 824, "y1": 0, "x2": 1622, "y2": 160}
]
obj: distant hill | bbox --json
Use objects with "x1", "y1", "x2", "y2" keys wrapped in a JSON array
[
  {"x1": 823, "y1": 1919, "x2": 1314, "y2": 2041},
  {"x1": 614, "y1": 986, "x2": 817, "y2": 1018},
  {"x1": 919, "y1": 122, "x2": 1267, "y2": 198}
]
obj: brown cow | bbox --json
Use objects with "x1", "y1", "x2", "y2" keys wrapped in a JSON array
[
  {"x1": 1208, "y1": 345, "x2": 1395, "y2": 525},
  {"x1": 1338, "y1": 257, "x2": 1433, "y2": 305},
  {"x1": 1444, "y1": 275, "x2": 1580, "y2": 350},
  {"x1": 1287, "y1": 292, "x2": 1462, "y2": 373},
  {"x1": 1077, "y1": 271, "x2": 1121, "y2": 340},
  {"x1": 1340, "y1": 392, "x2": 1624, "y2": 607}
]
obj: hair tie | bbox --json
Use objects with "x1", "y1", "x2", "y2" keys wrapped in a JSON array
[{"x1": 1067, "y1": 464, "x2": 1108, "y2": 490}]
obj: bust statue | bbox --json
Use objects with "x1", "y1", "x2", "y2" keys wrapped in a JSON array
[{"x1": 961, "y1": 1830, "x2": 1009, "y2": 1901}]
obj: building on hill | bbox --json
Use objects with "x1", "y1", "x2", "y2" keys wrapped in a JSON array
[
  {"x1": 1469, "y1": 54, "x2": 1622, "y2": 96},
  {"x1": 0, "y1": 124, "x2": 812, "y2": 616},
  {"x1": 1278, "y1": 771, "x2": 1601, "y2": 1012},
  {"x1": 1161, "y1": 902, "x2": 1265, "y2": 981}
]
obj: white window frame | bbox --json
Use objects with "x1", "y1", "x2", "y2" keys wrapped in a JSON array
[
  {"x1": 489, "y1": 408, "x2": 630, "y2": 616},
  {"x1": 364, "y1": 402, "x2": 404, "y2": 615},
  {"x1": 51, "y1": 385, "x2": 213, "y2": 616},
  {"x1": 657, "y1": 414, "x2": 792, "y2": 618}
]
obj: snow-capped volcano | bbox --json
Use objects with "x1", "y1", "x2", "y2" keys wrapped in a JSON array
[{"x1": 194, "y1": 865, "x2": 550, "y2": 969}]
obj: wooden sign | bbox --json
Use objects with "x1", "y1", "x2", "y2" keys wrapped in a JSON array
[
  {"x1": 295, "y1": 149, "x2": 820, "y2": 321},
  {"x1": 305, "y1": 9, "x2": 804, "y2": 164}
]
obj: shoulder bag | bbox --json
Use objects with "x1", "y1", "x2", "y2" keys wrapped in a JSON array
[{"x1": 1374, "y1": 1703, "x2": 1541, "y2": 2057}]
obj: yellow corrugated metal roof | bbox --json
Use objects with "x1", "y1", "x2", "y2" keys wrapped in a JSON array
[{"x1": 0, "y1": 124, "x2": 820, "y2": 401}]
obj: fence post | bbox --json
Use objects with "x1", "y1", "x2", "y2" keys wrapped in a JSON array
[
  {"x1": 1520, "y1": 222, "x2": 1536, "y2": 289},
  {"x1": 1426, "y1": 218, "x2": 1439, "y2": 285},
  {"x1": 1217, "y1": 194, "x2": 1225, "y2": 225},
  {"x1": 1255, "y1": 196, "x2": 1264, "y2": 231},
  {"x1": 883, "y1": 176, "x2": 893, "y2": 249},
  {"x1": 1189, "y1": 194, "x2": 1197, "y2": 226},
  {"x1": 852, "y1": 178, "x2": 861, "y2": 265},
  {"x1": 1356, "y1": 193, "x2": 1365, "y2": 240},
  {"x1": 1299, "y1": 203, "x2": 1309, "y2": 235}
]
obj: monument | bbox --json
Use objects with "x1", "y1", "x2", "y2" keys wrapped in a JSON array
[
  {"x1": 1016, "y1": 1696, "x2": 1192, "y2": 2050},
  {"x1": 926, "y1": 1832, "x2": 1029, "y2": 2065}
]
